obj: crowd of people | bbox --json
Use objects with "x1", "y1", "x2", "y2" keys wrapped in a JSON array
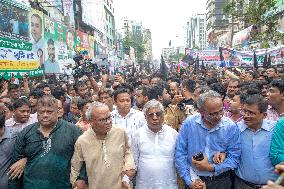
[{"x1": 0, "y1": 65, "x2": 283, "y2": 189}]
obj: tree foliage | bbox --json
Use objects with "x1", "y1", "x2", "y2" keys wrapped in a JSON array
[
  {"x1": 122, "y1": 35, "x2": 145, "y2": 64},
  {"x1": 224, "y1": 0, "x2": 283, "y2": 46}
]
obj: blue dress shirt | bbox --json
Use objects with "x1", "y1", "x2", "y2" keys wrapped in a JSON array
[
  {"x1": 236, "y1": 119, "x2": 278, "y2": 185},
  {"x1": 175, "y1": 114, "x2": 241, "y2": 186}
]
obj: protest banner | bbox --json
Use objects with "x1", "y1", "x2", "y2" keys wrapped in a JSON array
[{"x1": 0, "y1": 37, "x2": 42, "y2": 79}]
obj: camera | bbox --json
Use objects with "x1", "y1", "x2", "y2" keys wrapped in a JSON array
[
  {"x1": 193, "y1": 152, "x2": 204, "y2": 161},
  {"x1": 72, "y1": 54, "x2": 100, "y2": 79}
]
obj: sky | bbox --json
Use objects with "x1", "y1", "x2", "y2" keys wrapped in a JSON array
[{"x1": 114, "y1": 0, "x2": 207, "y2": 60}]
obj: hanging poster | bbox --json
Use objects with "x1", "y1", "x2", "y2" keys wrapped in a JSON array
[
  {"x1": 0, "y1": 1, "x2": 29, "y2": 41},
  {"x1": 44, "y1": 16, "x2": 67, "y2": 74},
  {"x1": 30, "y1": 9, "x2": 44, "y2": 68},
  {"x1": 0, "y1": 37, "x2": 43, "y2": 79}
]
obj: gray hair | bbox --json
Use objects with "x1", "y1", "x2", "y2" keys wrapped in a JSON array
[
  {"x1": 196, "y1": 90, "x2": 222, "y2": 110},
  {"x1": 143, "y1": 99, "x2": 164, "y2": 114},
  {"x1": 85, "y1": 101, "x2": 109, "y2": 121}
]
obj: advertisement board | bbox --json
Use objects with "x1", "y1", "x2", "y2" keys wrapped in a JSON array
[{"x1": 0, "y1": 1, "x2": 29, "y2": 41}]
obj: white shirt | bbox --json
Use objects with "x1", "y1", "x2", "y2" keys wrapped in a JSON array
[
  {"x1": 5, "y1": 113, "x2": 38, "y2": 135},
  {"x1": 111, "y1": 108, "x2": 146, "y2": 145},
  {"x1": 131, "y1": 125, "x2": 178, "y2": 189}
]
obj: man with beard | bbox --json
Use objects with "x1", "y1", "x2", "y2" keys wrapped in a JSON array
[
  {"x1": 234, "y1": 94, "x2": 277, "y2": 189},
  {"x1": 29, "y1": 89, "x2": 44, "y2": 114},
  {"x1": 111, "y1": 86, "x2": 146, "y2": 145},
  {"x1": 175, "y1": 90, "x2": 241, "y2": 189},
  {"x1": 134, "y1": 86, "x2": 150, "y2": 110},
  {"x1": 179, "y1": 79, "x2": 198, "y2": 116},
  {"x1": 44, "y1": 39, "x2": 60, "y2": 74},
  {"x1": 9, "y1": 95, "x2": 82, "y2": 189},
  {"x1": 164, "y1": 81, "x2": 186, "y2": 131}
]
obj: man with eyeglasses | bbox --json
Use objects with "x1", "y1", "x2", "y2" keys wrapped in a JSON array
[
  {"x1": 131, "y1": 100, "x2": 178, "y2": 189},
  {"x1": 71, "y1": 101, "x2": 136, "y2": 189},
  {"x1": 234, "y1": 94, "x2": 277, "y2": 189},
  {"x1": 175, "y1": 90, "x2": 241, "y2": 189}
]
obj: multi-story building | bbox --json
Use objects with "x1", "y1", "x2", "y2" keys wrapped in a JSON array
[
  {"x1": 206, "y1": 0, "x2": 230, "y2": 48},
  {"x1": 104, "y1": 0, "x2": 115, "y2": 47},
  {"x1": 186, "y1": 14, "x2": 207, "y2": 50}
]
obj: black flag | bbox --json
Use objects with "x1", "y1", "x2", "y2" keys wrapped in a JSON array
[
  {"x1": 263, "y1": 53, "x2": 268, "y2": 69},
  {"x1": 267, "y1": 54, "x2": 272, "y2": 68},
  {"x1": 131, "y1": 62, "x2": 136, "y2": 76},
  {"x1": 219, "y1": 47, "x2": 224, "y2": 61},
  {"x1": 253, "y1": 51, "x2": 258, "y2": 69},
  {"x1": 160, "y1": 55, "x2": 168, "y2": 80}
]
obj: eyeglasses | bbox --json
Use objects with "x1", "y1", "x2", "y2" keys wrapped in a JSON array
[
  {"x1": 147, "y1": 111, "x2": 163, "y2": 118},
  {"x1": 95, "y1": 116, "x2": 112, "y2": 123},
  {"x1": 205, "y1": 109, "x2": 224, "y2": 118},
  {"x1": 240, "y1": 109, "x2": 257, "y2": 117}
]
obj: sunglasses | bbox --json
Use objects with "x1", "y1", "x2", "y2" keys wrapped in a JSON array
[{"x1": 147, "y1": 111, "x2": 163, "y2": 118}]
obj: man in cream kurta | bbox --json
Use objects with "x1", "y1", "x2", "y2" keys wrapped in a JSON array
[{"x1": 70, "y1": 102, "x2": 136, "y2": 189}]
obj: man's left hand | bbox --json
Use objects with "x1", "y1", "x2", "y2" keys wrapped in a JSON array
[
  {"x1": 192, "y1": 155, "x2": 214, "y2": 172},
  {"x1": 8, "y1": 158, "x2": 27, "y2": 180}
]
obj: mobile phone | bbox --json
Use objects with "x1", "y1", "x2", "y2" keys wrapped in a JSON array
[
  {"x1": 275, "y1": 172, "x2": 284, "y2": 186},
  {"x1": 193, "y1": 152, "x2": 204, "y2": 161}
]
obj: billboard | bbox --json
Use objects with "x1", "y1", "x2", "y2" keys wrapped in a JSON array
[
  {"x1": 44, "y1": 16, "x2": 68, "y2": 74},
  {"x1": 0, "y1": 1, "x2": 30, "y2": 41},
  {"x1": 29, "y1": 9, "x2": 44, "y2": 68},
  {"x1": 0, "y1": 37, "x2": 43, "y2": 79},
  {"x1": 188, "y1": 46, "x2": 284, "y2": 67}
]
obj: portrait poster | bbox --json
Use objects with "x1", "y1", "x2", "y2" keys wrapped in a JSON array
[{"x1": 44, "y1": 16, "x2": 67, "y2": 74}]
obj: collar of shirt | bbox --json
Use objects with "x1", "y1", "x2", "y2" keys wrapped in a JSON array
[
  {"x1": 5, "y1": 113, "x2": 37, "y2": 127},
  {"x1": 35, "y1": 120, "x2": 62, "y2": 138},
  {"x1": 195, "y1": 114, "x2": 225, "y2": 132},
  {"x1": 112, "y1": 108, "x2": 137, "y2": 119},
  {"x1": 0, "y1": 127, "x2": 16, "y2": 142},
  {"x1": 89, "y1": 126, "x2": 113, "y2": 140},
  {"x1": 238, "y1": 119, "x2": 275, "y2": 133}
]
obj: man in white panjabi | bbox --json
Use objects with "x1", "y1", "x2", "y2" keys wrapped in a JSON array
[{"x1": 131, "y1": 100, "x2": 178, "y2": 189}]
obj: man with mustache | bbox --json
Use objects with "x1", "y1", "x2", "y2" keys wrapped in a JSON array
[
  {"x1": 71, "y1": 101, "x2": 136, "y2": 189},
  {"x1": 131, "y1": 100, "x2": 178, "y2": 189},
  {"x1": 44, "y1": 38, "x2": 60, "y2": 74},
  {"x1": 176, "y1": 90, "x2": 241, "y2": 189},
  {"x1": 8, "y1": 95, "x2": 82, "y2": 189}
]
